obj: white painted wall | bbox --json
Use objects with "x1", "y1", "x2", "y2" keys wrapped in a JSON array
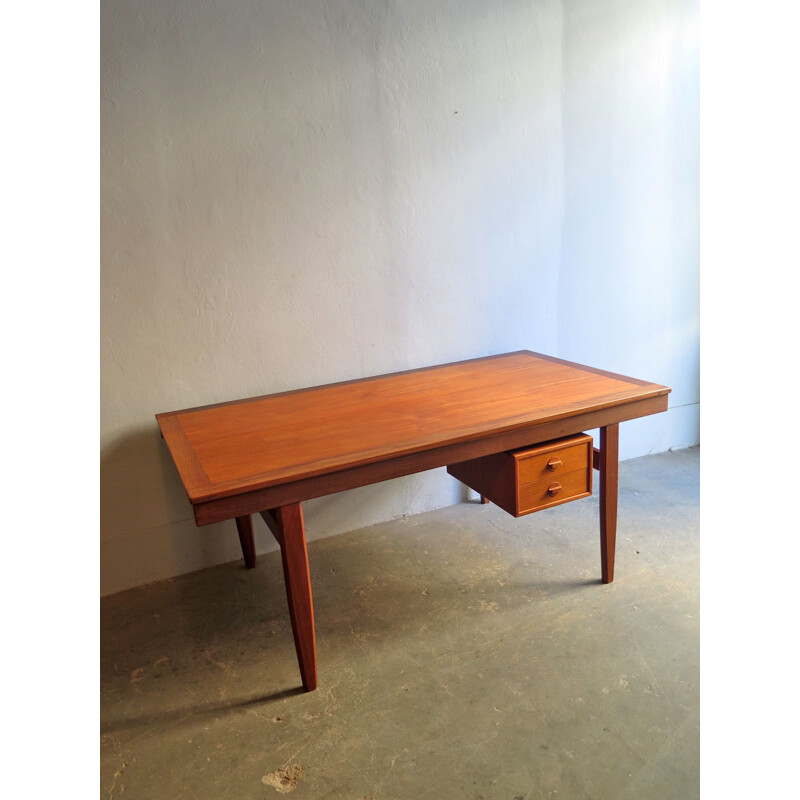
[{"x1": 101, "y1": 0, "x2": 699, "y2": 596}]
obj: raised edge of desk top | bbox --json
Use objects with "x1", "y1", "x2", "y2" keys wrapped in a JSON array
[{"x1": 156, "y1": 350, "x2": 671, "y2": 505}]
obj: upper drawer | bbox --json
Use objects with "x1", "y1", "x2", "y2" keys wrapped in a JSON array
[{"x1": 513, "y1": 433, "x2": 593, "y2": 486}]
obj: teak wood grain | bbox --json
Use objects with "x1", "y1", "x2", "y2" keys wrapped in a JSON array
[
  {"x1": 155, "y1": 350, "x2": 670, "y2": 691},
  {"x1": 192, "y1": 393, "x2": 665, "y2": 526},
  {"x1": 157, "y1": 351, "x2": 669, "y2": 518}
]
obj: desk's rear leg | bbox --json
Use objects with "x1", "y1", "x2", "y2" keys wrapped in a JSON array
[
  {"x1": 598, "y1": 424, "x2": 619, "y2": 583},
  {"x1": 235, "y1": 515, "x2": 257, "y2": 569},
  {"x1": 276, "y1": 504, "x2": 318, "y2": 692}
]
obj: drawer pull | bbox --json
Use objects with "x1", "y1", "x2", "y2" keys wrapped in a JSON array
[
  {"x1": 546, "y1": 457, "x2": 562, "y2": 471},
  {"x1": 547, "y1": 482, "x2": 563, "y2": 496}
]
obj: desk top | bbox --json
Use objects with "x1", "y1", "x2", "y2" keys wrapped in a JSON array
[{"x1": 157, "y1": 351, "x2": 670, "y2": 505}]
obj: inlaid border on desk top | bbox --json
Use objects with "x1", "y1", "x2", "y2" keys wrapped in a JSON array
[
  {"x1": 157, "y1": 351, "x2": 655, "y2": 418},
  {"x1": 156, "y1": 350, "x2": 671, "y2": 506}
]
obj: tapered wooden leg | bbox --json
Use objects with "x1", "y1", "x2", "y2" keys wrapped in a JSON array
[
  {"x1": 276, "y1": 503, "x2": 317, "y2": 692},
  {"x1": 480, "y1": 494, "x2": 489, "y2": 505},
  {"x1": 599, "y1": 424, "x2": 619, "y2": 583},
  {"x1": 235, "y1": 515, "x2": 256, "y2": 569}
]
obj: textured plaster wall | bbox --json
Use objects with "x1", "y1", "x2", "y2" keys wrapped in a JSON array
[{"x1": 101, "y1": 0, "x2": 699, "y2": 595}]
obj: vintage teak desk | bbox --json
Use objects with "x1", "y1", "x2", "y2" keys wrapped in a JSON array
[{"x1": 157, "y1": 351, "x2": 670, "y2": 691}]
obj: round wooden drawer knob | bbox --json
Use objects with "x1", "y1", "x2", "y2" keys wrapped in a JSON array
[
  {"x1": 547, "y1": 482, "x2": 563, "y2": 496},
  {"x1": 546, "y1": 457, "x2": 562, "y2": 471}
]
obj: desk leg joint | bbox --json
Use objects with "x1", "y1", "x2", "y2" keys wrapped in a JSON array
[{"x1": 260, "y1": 509, "x2": 284, "y2": 547}]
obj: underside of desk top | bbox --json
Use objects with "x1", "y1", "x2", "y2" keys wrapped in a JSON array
[{"x1": 156, "y1": 351, "x2": 671, "y2": 506}]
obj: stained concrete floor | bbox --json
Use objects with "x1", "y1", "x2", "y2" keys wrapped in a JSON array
[{"x1": 101, "y1": 447, "x2": 699, "y2": 799}]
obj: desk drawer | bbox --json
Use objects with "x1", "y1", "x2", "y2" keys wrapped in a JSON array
[
  {"x1": 518, "y1": 467, "x2": 592, "y2": 514},
  {"x1": 446, "y1": 433, "x2": 593, "y2": 518},
  {"x1": 514, "y1": 435, "x2": 593, "y2": 486}
]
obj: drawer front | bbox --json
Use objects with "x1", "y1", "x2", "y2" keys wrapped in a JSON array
[
  {"x1": 515, "y1": 434, "x2": 592, "y2": 486},
  {"x1": 518, "y1": 468, "x2": 591, "y2": 514}
]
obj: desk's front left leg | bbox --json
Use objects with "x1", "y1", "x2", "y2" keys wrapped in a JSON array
[
  {"x1": 276, "y1": 503, "x2": 318, "y2": 692},
  {"x1": 599, "y1": 423, "x2": 619, "y2": 584}
]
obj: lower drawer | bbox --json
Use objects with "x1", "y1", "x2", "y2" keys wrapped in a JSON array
[
  {"x1": 518, "y1": 468, "x2": 592, "y2": 514},
  {"x1": 447, "y1": 433, "x2": 593, "y2": 517}
]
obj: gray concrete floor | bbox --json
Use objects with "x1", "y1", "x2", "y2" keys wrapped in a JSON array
[{"x1": 101, "y1": 448, "x2": 699, "y2": 799}]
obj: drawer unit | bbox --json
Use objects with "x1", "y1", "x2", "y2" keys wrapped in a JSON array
[{"x1": 447, "y1": 433, "x2": 593, "y2": 517}]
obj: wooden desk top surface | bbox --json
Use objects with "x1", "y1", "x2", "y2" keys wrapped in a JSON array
[{"x1": 157, "y1": 351, "x2": 670, "y2": 505}]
